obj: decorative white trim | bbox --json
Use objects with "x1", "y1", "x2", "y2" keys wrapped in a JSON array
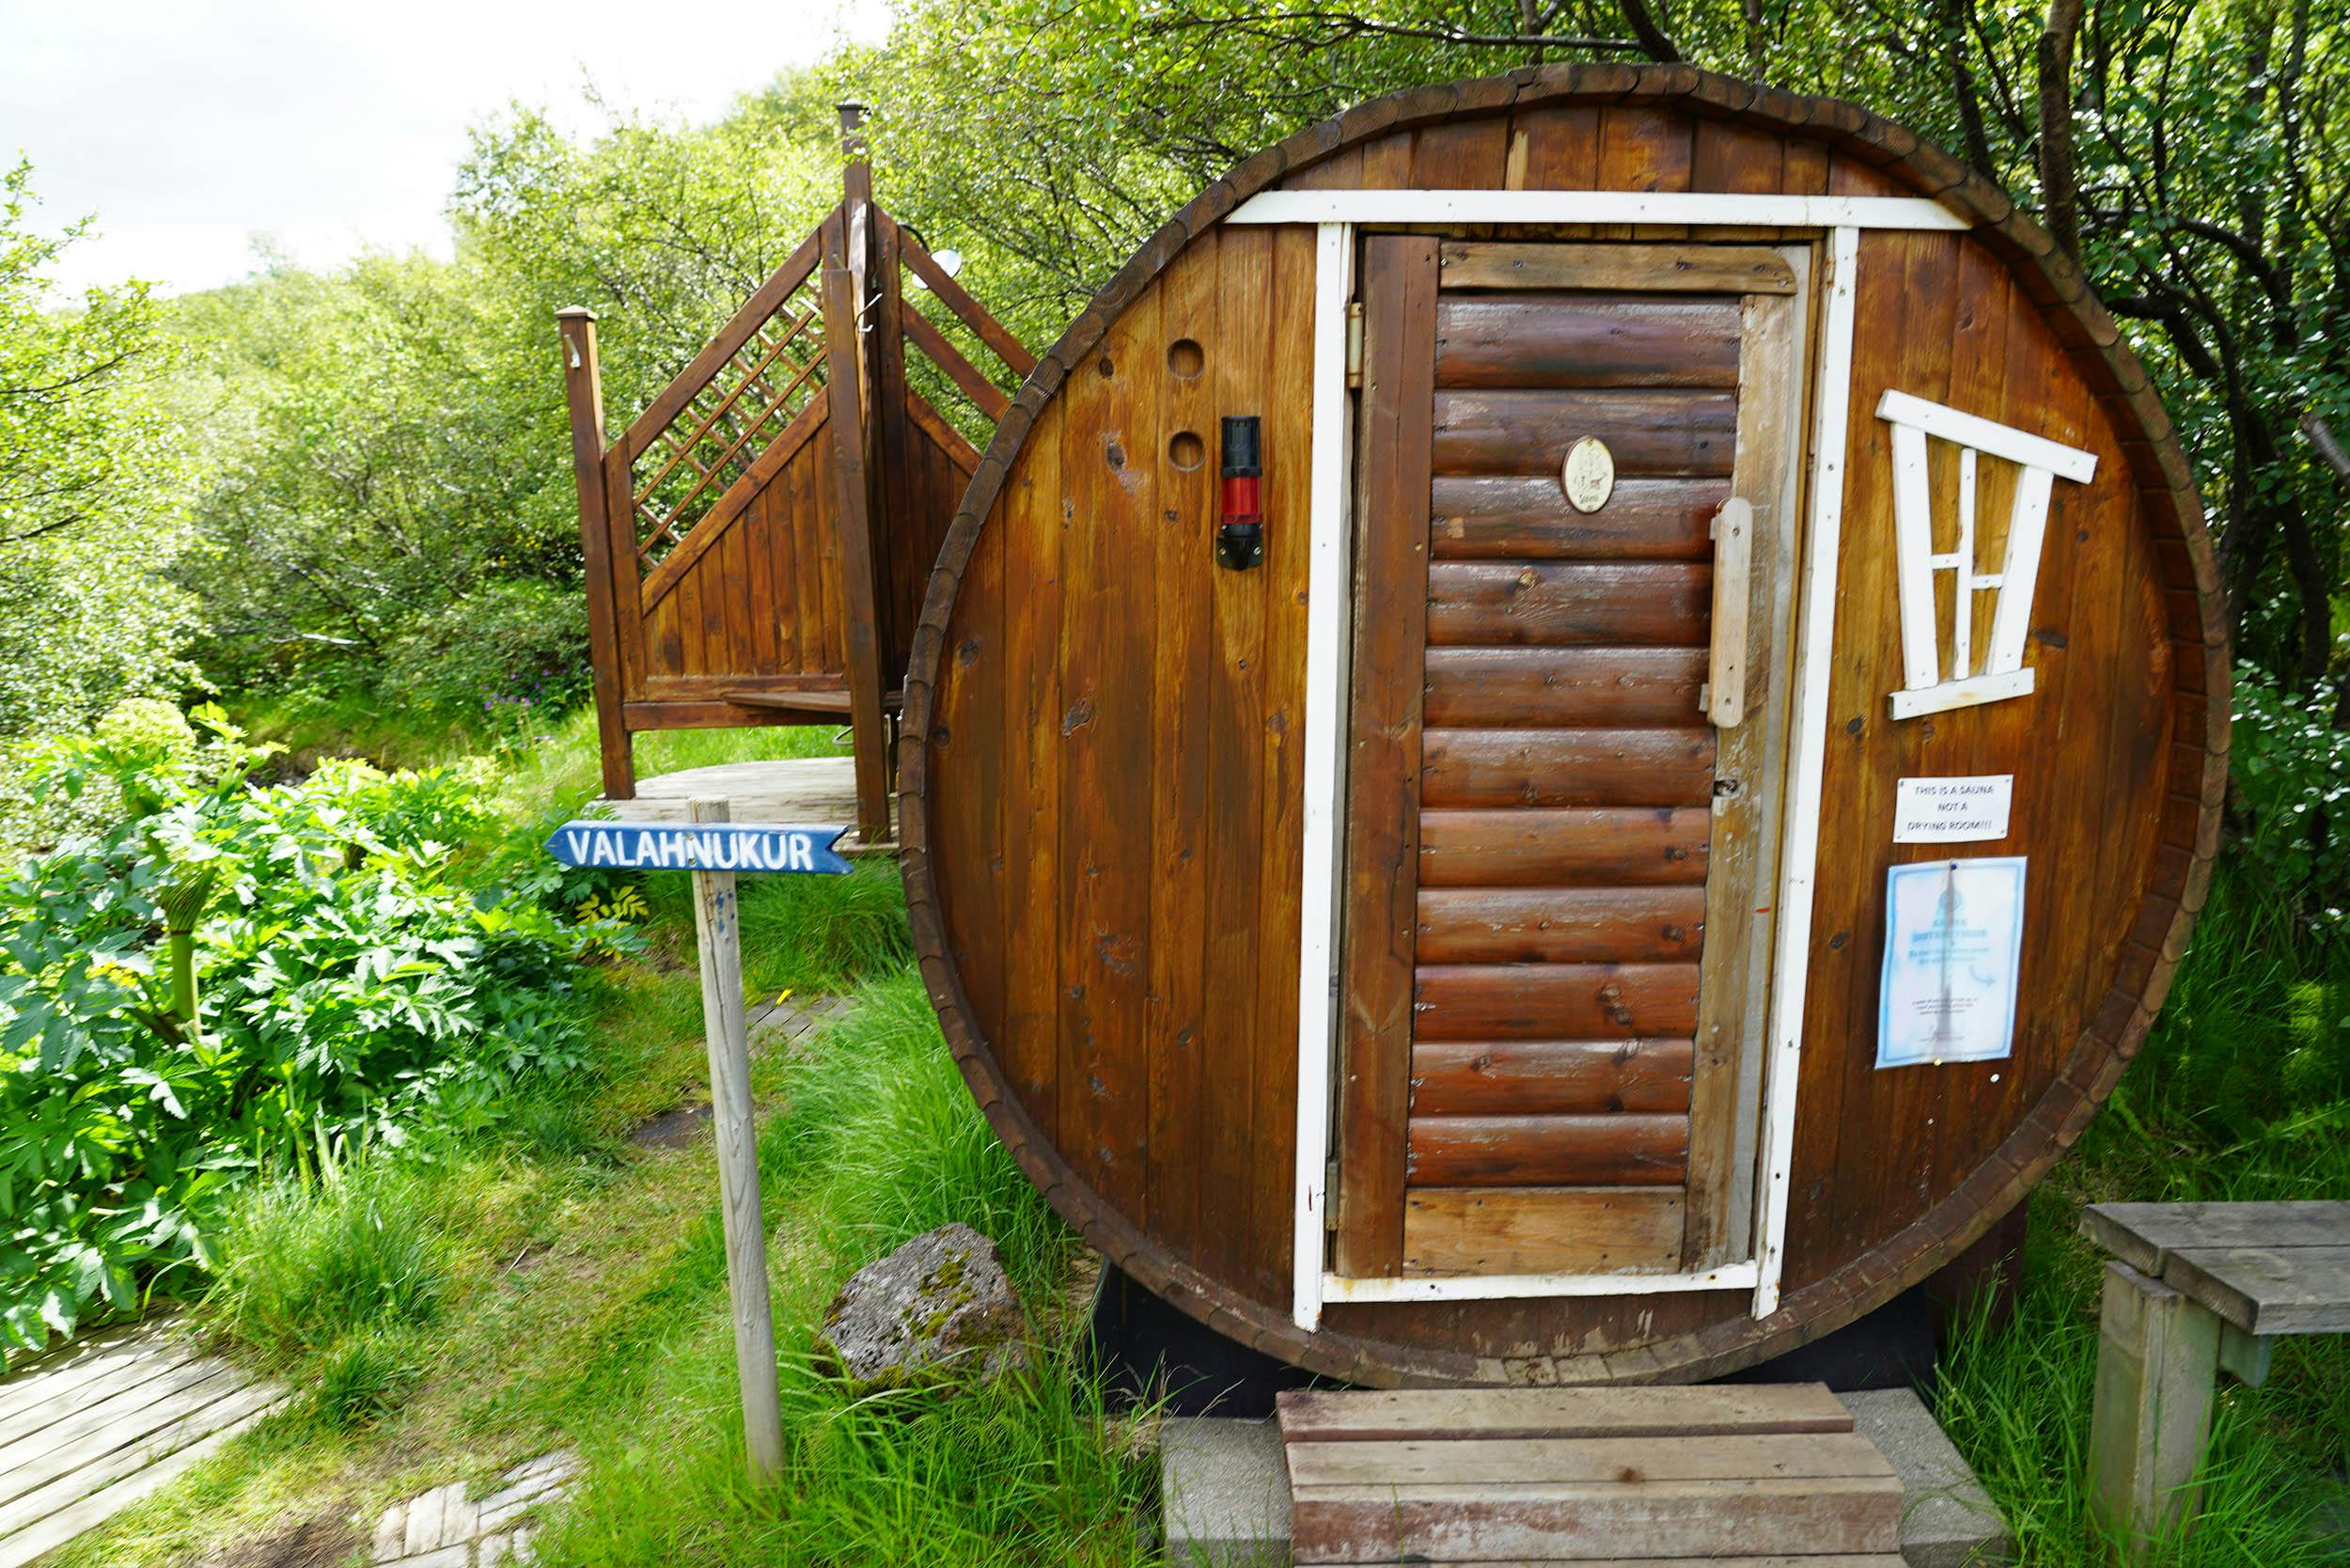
[
  {"x1": 1875, "y1": 389, "x2": 2098, "y2": 481},
  {"x1": 1292, "y1": 222, "x2": 1356, "y2": 1333},
  {"x1": 1874, "y1": 391, "x2": 2096, "y2": 717},
  {"x1": 1229, "y1": 190, "x2": 1969, "y2": 231},
  {"x1": 1287, "y1": 216, "x2": 1884, "y2": 1327},
  {"x1": 1751, "y1": 226, "x2": 1864, "y2": 1321},
  {"x1": 1888, "y1": 667, "x2": 2034, "y2": 720},
  {"x1": 1326, "y1": 1262, "x2": 1762, "y2": 1305}
]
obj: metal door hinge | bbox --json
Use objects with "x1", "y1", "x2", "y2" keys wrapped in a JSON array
[
  {"x1": 1345, "y1": 301, "x2": 1364, "y2": 388},
  {"x1": 1324, "y1": 1159, "x2": 1342, "y2": 1231}
]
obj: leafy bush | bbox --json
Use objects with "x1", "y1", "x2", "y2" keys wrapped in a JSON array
[
  {"x1": 2230, "y1": 668, "x2": 2350, "y2": 932},
  {"x1": 380, "y1": 578, "x2": 591, "y2": 741},
  {"x1": 0, "y1": 704, "x2": 608, "y2": 1354}
]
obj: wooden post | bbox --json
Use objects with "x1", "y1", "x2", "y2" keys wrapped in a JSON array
[
  {"x1": 2087, "y1": 1261, "x2": 2220, "y2": 1562},
  {"x1": 556, "y1": 306, "x2": 635, "y2": 801},
  {"x1": 688, "y1": 798, "x2": 784, "y2": 1482},
  {"x1": 822, "y1": 204, "x2": 893, "y2": 847}
]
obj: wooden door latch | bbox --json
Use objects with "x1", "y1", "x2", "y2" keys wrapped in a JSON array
[{"x1": 1702, "y1": 497, "x2": 1752, "y2": 729}]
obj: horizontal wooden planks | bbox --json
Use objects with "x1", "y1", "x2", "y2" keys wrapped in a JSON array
[
  {"x1": 1431, "y1": 475, "x2": 1722, "y2": 559},
  {"x1": 1438, "y1": 240, "x2": 1799, "y2": 294},
  {"x1": 1419, "y1": 807, "x2": 1708, "y2": 886},
  {"x1": 2080, "y1": 1201, "x2": 2350, "y2": 1277},
  {"x1": 1410, "y1": 1113, "x2": 1689, "y2": 1185},
  {"x1": 1289, "y1": 1476, "x2": 1904, "y2": 1563},
  {"x1": 2159, "y1": 1245, "x2": 2350, "y2": 1336},
  {"x1": 1418, "y1": 886, "x2": 1705, "y2": 964},
  {"x1": 1433, "y1": 389, "x2": 1736, "y2": 476},
  {"x1": 1426, "y1": 563, "x2": 1711, "y2": 646},
  {"x1": 1286, "y1": 1430, "x2": 1893, "y2": 1487},
  {"x1": 1277, "y1": 1383, "x2": 1856, "y2": 1443},
  {"x1": 1279, "y1": 1382, "x2": 1899, "y2": 1565},
  {"x1": 1413, "y1": 1038, "x2": 1694, "y2": 1117},
  {"x1": 1403, "y1": 1186, "x2": 1684, "y2": 1275},
  {"x1": 1421, "y1": 728, "x2": 1715, "y2": 808},
  {"x1": 1423, "y1": 647, "x2": 1706, "y2": 727},
  {"x1": 1415, "y1": 961, "x2": 1700, "y2": 1040},
  {"x1": 1434, "y1": 295, "x2": 1741, "y2": 389}
]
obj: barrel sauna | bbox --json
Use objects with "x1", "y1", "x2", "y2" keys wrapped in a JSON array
[{"x1": 900, "y1": 65, "x2": 2226, "y2": 1385}]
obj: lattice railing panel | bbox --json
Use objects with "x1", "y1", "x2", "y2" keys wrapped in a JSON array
[{"x1": 629, "y1": 267, "x2": 832, "y2": 571}]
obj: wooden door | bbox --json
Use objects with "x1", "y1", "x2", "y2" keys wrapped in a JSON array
[{"x1": 1333, "y1": 238, "x2": 1809, "y2": 1283}]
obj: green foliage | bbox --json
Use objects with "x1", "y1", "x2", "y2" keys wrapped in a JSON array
[
  {"x1": 0, "y1": 704, "x2": 610, "y2": 1355},
  {"x1": 0, "y1": 161, "x2": 197, "y2": 776},
  {"x1": 2230, "y1": 668, "x2": 2350, "y2": 930},
  {"x1": 381, "y1": 578, "x2": 591, "y2": 740}
]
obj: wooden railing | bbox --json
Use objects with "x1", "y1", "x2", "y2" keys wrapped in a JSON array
[{"x1": 556, "y1": 104, "x2": 1036, "y2": 845}]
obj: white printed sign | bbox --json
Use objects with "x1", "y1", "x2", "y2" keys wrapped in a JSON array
[
  {"x1": 1892, "y1": 775, "x2": 2013, "y2": 843},
  {"x1": 1877, "y1": 856, "x2": 2028, "y2": 1069}
]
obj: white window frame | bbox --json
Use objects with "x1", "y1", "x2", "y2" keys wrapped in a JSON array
[
  {"x1": 1282, "y1": 193, "x2": 1966, "y2": 1335},
  {"x1": 1875, "y1": 389, "x2": 2099, "y2": 721}
]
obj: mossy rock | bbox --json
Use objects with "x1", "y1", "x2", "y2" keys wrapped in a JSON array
[{"x1": 814, "y1": 1222, "x2": 1031, "y2": 1393}]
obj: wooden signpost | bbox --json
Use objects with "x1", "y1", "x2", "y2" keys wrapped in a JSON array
[{"x1": 546, "y1": 800, "x2": 851, "y2": 1481}]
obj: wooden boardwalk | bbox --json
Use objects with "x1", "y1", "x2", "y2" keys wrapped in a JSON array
[
  {"x1": 0, "y1": 1318, "x2": 285, "y2": 1568},
  {"x1": 591, "y1": 757, "x2": 895, "y2": 852}
]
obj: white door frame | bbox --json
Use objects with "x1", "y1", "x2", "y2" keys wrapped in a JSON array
[{"x1": 1280, "y1": 194, "x2": 1959, "y2": 1333}]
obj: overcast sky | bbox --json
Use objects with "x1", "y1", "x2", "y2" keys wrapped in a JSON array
[{"x1": 3, "y1": 0, "x2": 893, "y2": 295}]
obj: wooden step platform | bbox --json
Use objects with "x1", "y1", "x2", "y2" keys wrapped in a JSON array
[
  {"x1": 1277, "y1": 1384, "x2": 1903, "y2": 1565},
  {"x1": 590, "y1": 756, "x2": 895, "y2": 853}
]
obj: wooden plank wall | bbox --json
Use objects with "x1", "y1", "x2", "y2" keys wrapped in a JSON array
[
  {"x1": 635, "y1": 412, "x2": 971, "y2": 702},
  {"x1": 932, "y1": 226, "x2": 1319, "y2": 1306},
  {"x1": 640, "y1": 428, "x2": 844, "y2": 697},
  {"x1": 925, "y1": 98, "x2": 2176, "y2": 1368}
]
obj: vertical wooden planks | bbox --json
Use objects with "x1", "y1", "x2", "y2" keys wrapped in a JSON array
[
  {"x1": 1058, "y1": 285, "x2": 1162, "y2": 1217},
  {"x1": 999, "y1": 406, "x2": 1065, "y2": 1137},
  {"x1": 1200, "y1": 224, "x2": 1277, "y2": 1291},
  {"x1": 1255, "y1": 225, "x2": 1320, "y2": 1294},
  {"x1": 1683, "y1": 277, "x2": 1801, "y2": 1268},
  {"x1": 1595, "y1": 106, "x2": 1694, "y2": 239},
  {"x1": 1148, "y1": 231, "x2": 1220, "y2": 1267},
  {"x1": 1779, "y1": 227, "x2": 1940, "y2": 1288},
  {"x1": 1335, "y1": 236, "x2": 1441, "y2": 1279},
  {"x1": 935, "y1": 461, "x2": 1006, "y2": 1061}
]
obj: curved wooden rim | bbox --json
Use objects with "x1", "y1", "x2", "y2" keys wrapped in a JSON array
[{"x1": 898, "y1": 62, "x2": 2231, "y2": 1386}]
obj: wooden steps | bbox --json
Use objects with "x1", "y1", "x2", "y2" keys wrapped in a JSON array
[{"x1": 1277, "y1": 1385, "x2": 1904, "y2": 1566}]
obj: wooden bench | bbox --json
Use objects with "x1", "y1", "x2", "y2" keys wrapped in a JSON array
[{"x1": 2080, "y1": 1200, "x2": 2350, "y2": 1560}]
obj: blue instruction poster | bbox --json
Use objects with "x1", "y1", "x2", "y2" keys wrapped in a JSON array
[{"x1": 1877, "y1": 856, "x2": 2028, "y2": 1069}]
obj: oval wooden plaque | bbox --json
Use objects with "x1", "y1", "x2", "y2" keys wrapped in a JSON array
[{"x1": 1563, "y1": 436, "x2": 1615, "y2": 513}]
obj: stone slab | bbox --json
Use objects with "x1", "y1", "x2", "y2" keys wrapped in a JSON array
[
  {"x1": 1839, "y1": 1388, "x2": 2014, "y2": 1568},
  {"x1": 1162, "y1": 1418, "x2": 1291, "y2": 1567}
]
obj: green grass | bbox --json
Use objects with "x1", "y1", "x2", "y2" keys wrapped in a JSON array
[
  {"x1": 1935, "y1": 873, "x2": 2350, "y2": 1566},
  {"x1": 199, "y1": 1162, "x2": 449, "y2": 1358},
  {"x1": 47, "y1": 749, "x2": 1145, "y2": 1568}
]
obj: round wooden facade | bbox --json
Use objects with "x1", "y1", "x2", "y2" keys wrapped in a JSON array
[{"x1": 900, "y1": 65, "x2": 2227, "y2": 1386}]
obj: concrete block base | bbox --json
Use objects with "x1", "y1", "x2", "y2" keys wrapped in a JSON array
[
  {"x1": 1839, "y1": 1388, "x2": 2016, "y2": 1567},
  {"x1": 1160, "y1": 1418, "x2": 1292, "y2": 1566}
]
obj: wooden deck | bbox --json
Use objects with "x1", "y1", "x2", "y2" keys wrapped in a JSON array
[
  {"x1": 0, "y1": 1318, "x2": 286, "y2": 1567},
  {"x1": 592, "y1": 758, "x2": 895, "y2": 853}
]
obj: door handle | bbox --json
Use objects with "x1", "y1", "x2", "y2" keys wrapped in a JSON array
[{"x1": 1705, "y1": 497, "x2": 1752, "y2": 729}]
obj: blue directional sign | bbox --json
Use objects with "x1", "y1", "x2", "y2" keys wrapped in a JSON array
[{"x1": 545, "y1": 820, "x2": 852, "y2": 875}]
